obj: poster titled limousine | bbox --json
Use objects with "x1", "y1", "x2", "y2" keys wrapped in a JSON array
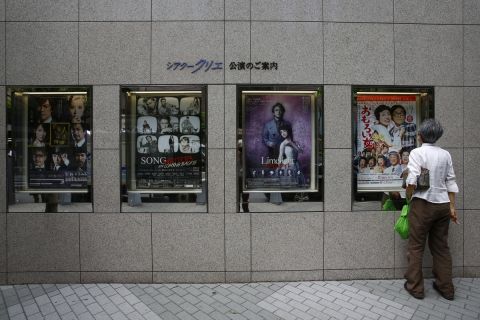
[
  {"x1": 133, "y1": 95, "x2": 203, "y2": 191},
  {"x1": 354, "y1": 94, "x2": 418, "y2": 192},
  {"x1": 242, "y1": 91, "x2": 316, "y2": 192},
  {"x1": 26, "y1": 93, "x2": 90, "y2": 191}
]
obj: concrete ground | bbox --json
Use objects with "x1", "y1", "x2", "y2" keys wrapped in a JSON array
[{"x1": 1, "y1": 278, "x2": 479, "y2": 320}]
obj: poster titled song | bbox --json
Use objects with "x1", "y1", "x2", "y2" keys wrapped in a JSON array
[
  {"x1": 354, "y1": 94, "x2": 418, "y2": 192},
  {"x1": 27, "y1": 94, "x2": 90, "y2": 191},
  {"x1": 242, "y1": 92, "x2": 316, "y2": 192},
  {"x1": 133, "y1": 95, "x2": 203, "y2": 191}
]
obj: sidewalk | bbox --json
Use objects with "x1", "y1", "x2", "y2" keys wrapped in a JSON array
[{"x1": 1, "y1": 278, "x2": 479, "y2": 320}]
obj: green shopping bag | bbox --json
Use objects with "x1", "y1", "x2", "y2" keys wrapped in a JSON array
[
  {"x1": 382, "y1": 198, "x2": 396, "y2": 211},
  {"x1": 394, "y1": 202, "x2": 410, "y2": 239}
]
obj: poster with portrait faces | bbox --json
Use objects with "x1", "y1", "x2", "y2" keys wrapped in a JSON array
[
  {"x1": 27, "y1": 94, "x2": 90, "y2": 190},
  {"x1": 242, "y1": 92, "x2": 316, "y2": 192},
  {"x1": 354, "y1": 94, "x2": 418, "y2": 192},
  {"x1": 133, "y1": 95, "x2": 203, "y2": 191}
]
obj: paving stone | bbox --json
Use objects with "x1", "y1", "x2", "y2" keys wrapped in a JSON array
[{"x1": 1, "y1": 278, "x2": 480, "y2": 320}]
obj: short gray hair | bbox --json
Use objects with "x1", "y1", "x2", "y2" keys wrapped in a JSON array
[{"x1": 418, "y1": 118, "x2": 443, "y2": 143}]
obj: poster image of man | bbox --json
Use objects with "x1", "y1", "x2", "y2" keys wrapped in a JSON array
[
  {"x1": 73, "y1": 151, "x2": 88, "y2": 172},
  {"x1": 137, "y1": 96, "x2": 158, "y2": 116},
  {"x1": 158, "y1": 135, "x2": 178, "y2": 153},
  {"x1": 243, "y1": 94, "x2": 313, "y2": 191},
  {"x1": 137, "y1": 135, "x2": 158, "y2": 154},
  {"x1": 137, "y1": 116, "x2": 157, "y2": 134},
  {"x1": 179, "y1": 135, "x2": 200, "y2": 154},
  {"x1": 31, "y1": 147, "x2": 48, "y2": 171},
  {"x1": 180, "y1": 116, "x2": 199, "y2": 134},
  {"x1": 263, "y1": 102, "x2": 292, "y2": 158},
  {"x1": 180, "y1": 96, "x2": 201, "y2": 115},
  {"x1": 71, "y1": 122, "x2": 87, "y2": 149},
  {"x1": 50, "y1": 148, "x2": 70, "y2": 172},
  {"x1": 35, "y1": 97, "x2": 55, "y2": 123},
  {"x1": 158, "y1": 97, "x2": 179, "y2": 116}
]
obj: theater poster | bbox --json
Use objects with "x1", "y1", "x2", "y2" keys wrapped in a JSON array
[
  {"x1": 24, "y1": 92, "x2": 91, "y2": 191},
  {"x1": 354, "y1": 94, "x2": 419, "y2": 192},
  {"x1": 131, "y1": 94, "x2": 203, "y2": 192},
  {"x1": 242, "y1": 91, "x2": 316, "y2": 192}
]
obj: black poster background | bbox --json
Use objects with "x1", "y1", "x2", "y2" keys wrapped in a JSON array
[
  {"x1": 27, "y1": 94, "x2": 89, "y2": 190},
  {"x1": 134, "y1": 96, "x2": 202, "y2": 190}
]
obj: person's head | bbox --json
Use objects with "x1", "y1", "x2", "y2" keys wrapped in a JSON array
[
  {"x1": 37, "y1": 98, "x2": 53, "y2": 122},
  {"x1": 368, "y1": 157, "x2": 376, "y2": 168},
  {"x1": 146, "y1": 135, "x2": 152, "y2": 142},
  {"x1": 33, "y1": 148, "x2": 46, "y2": 167},
  {"x1": 390, "y1": 105, "x2": 406, "y2": 126},
  {"x1": 68, "y1": 95, "x2": 86, "y2": 123},
  {"x1": 160, "y1": 97, "x2": 167, "y2": 106},
  {"x1": 388, "y1": 151, "x2": 400, "y2": 166},
  {"x1": 271, "y1": 103, "x2": 285, "y2": 120},
  {"x1": 418, "y1": 118, "x2": 443, "y2": 143},
  {"x1": 278, "y1": 123, "x2": 293, "y2": 140},
  {"x1": 34, "y1": 123, "x2": 47, "y2": 141},
  {"x1": 74, "y1": 152, "x2": 87, "y2": 168},
  {"x1": 381, "y1": 144, "x2": 388, "y2": 155},
  {"x1": 400, "y1": 148, "x2": 410, "y2": 164},
  {"x1": 159, "y1": 116, "x2": 171, "y2": 129},
  {"x1": 146, "y1": 97, "x2": 157, "y2": 109},
  {"x1": 52, "y1": 152, "x2": 61, "y2": 165},
  {"x1": 377, "y1": 156, "x2": 385, "y2": 166},
  {"x1": 359, "y1": 157, "x2": 367, "y2": 168},
  {"x1": 374, "y1": 105, "x2": 391, "y2": 126},
  {"x1": 71, "y1": 123, "x2": 85, "y2": 142}
]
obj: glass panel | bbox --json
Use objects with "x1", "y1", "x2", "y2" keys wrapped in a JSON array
[
  {"x1": 237, "y1": 85, "x2": 324, "y2": 213},
  {"x1": 120, "y1": 86, "x2": 207, "y2": 213},
  {"x1": 6, "y1": 87, "x2": 93, "y2": 213},
  {"x1": 352, "y1": 86, "x2": 434, "y2": 211}
]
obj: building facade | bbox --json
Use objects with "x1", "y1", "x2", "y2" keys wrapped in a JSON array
[{"x1": 1, "y1": 0, "x2": 479, "y2": 284}]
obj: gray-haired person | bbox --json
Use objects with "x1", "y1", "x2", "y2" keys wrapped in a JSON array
[{"x1": 404, "y1": 119, "x2": 459, "y2": 300}]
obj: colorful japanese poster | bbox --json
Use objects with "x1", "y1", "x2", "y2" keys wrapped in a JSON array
[
  {"x1": 27, "y1": 94, "x2": 90, "y2": 190},
  {"x1": 133, "y1": 95, "x2": 203, "y2": 191},
  {"x1": 354, "y1": 94, "x2": 418, "y2": 192},
  {"x1": 242, "y1": 92, "x2": 316, "y2": 192}
]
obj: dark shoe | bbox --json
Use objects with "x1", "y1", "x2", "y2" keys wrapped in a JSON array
[
  {"x1": 433, "y1": 282, "x2": 454, "y2": 301},
  {"x1": 404, "y1": 282, "x2": 424, "y2": 299}
]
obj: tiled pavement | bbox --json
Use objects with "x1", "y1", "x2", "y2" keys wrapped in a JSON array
[{"x1": 1, "y1": 278, "x2": 479, "y2": 320}]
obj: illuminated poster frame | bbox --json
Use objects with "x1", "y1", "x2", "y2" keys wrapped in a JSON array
[
  {"x1": 10, "y1": 88, "x2": 92, "y2": 193},
  {"x1": 242, "y1": 90, "x2": 317, "y2": 193},
  {"x1": 124, "y1": 89, "x2": 206, "y2": 193},
  {"x1": 354, "y1": 92, "x2": 422, "y2": 192}
]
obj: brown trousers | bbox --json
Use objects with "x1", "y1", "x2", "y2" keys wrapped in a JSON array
[{"x1": 404, "y1": 198, "x2": 454, "y2": 296}]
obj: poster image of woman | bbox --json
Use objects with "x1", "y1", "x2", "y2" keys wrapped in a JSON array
[
  {"x1": 137, "y1": 135, "x2": 158, "y2": 154},
  {"x1": 30, "y1": 123, "x2": 50, "y2": 147},
  {"x1": 137, "y1": 116, "x2": 157, "y2": 134}
]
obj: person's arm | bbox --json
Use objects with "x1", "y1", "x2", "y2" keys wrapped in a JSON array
[
  {"x1": 448, "y1": 192, "x2": 459, "y2": 224},
  {"x1": 262, "y1": 123, "x2": 273, "y2": 147},
  {"x1": 406, "y1": 184, "x2": 415, "y2": 201}
]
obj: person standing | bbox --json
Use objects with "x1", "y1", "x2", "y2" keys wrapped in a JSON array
[
  {"x1": 262, "y1": 102, "x2": 291, "y2": 158},
  {"x1": 404, "y1": 119, "x2": 459, "y2": 300}
]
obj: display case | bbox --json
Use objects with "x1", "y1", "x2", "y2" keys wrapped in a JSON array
[
  {"x1": 120, "y1": 86, "x2": 207, "y2": 212},
  {"x1": 6, "y1": 87, "x2": 93, "y2": 212},
  {"x1": 352, "y1": 86, "x2": 434, "y2": 211},
  {"x1": 237, "y1": 85, "x2": 324, "y2": 212}
]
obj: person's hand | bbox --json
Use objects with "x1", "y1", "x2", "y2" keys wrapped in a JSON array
[{"x1": 450, "y1": 207, "x2": 459, "y2": 224}]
